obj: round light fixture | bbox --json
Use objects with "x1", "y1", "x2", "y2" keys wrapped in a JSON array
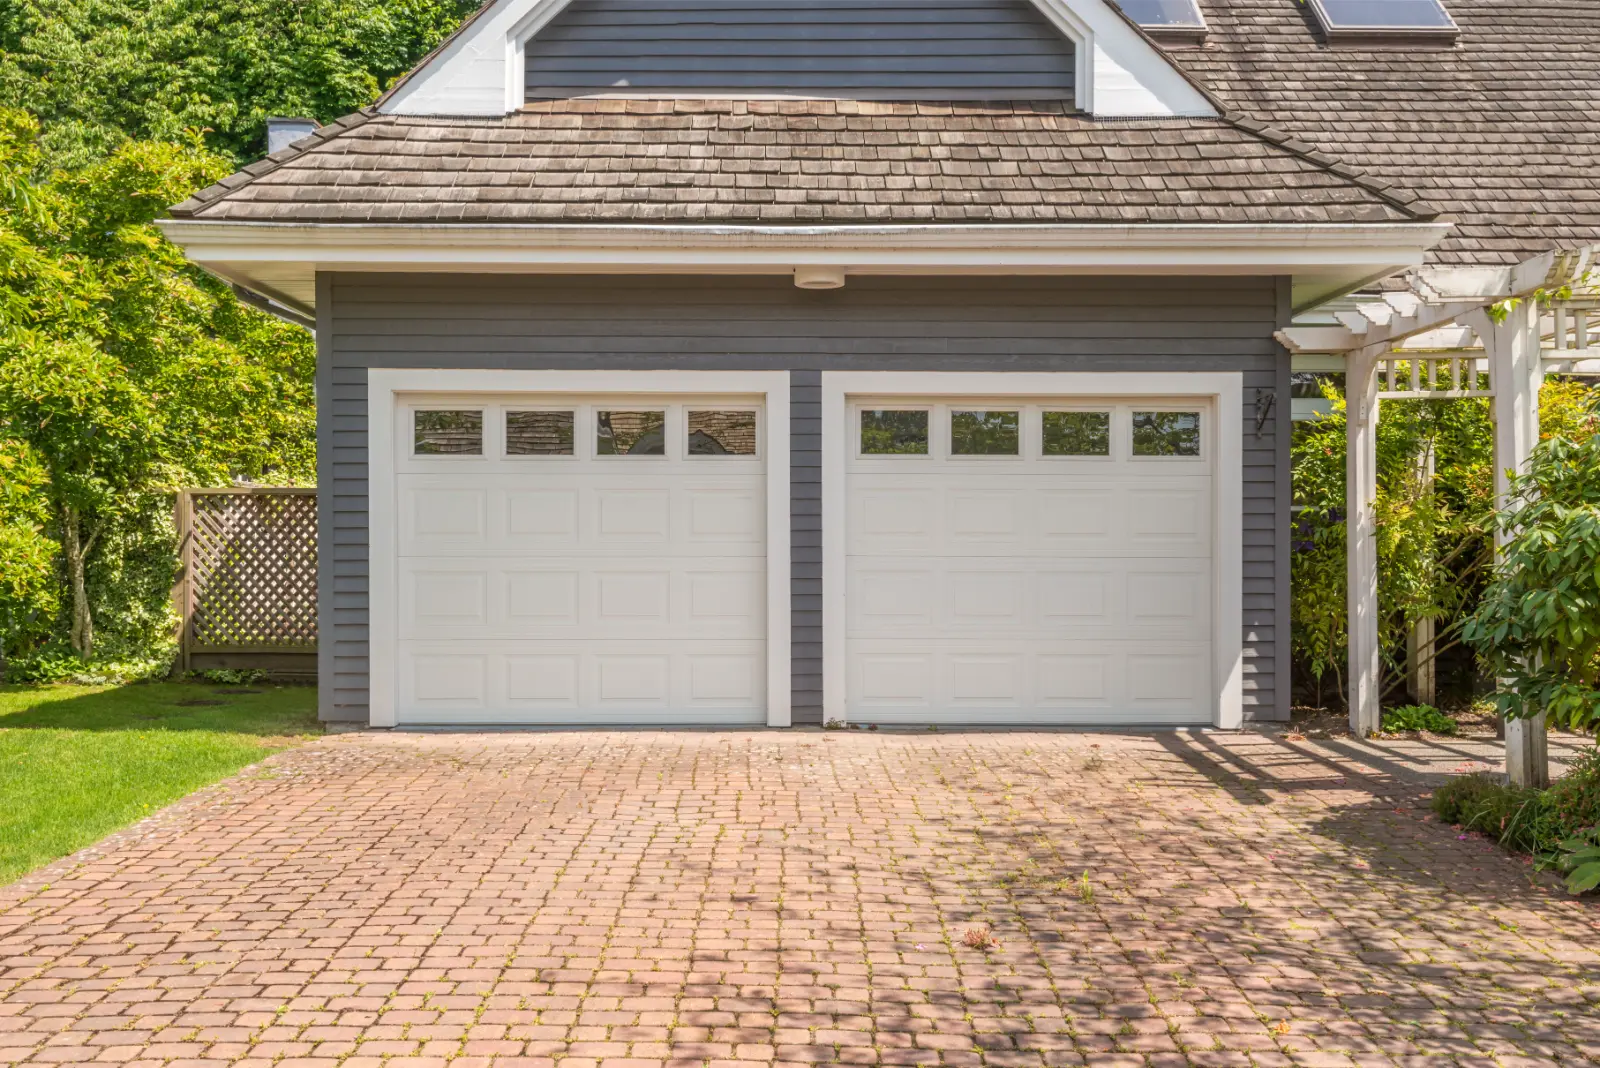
[{"x1": 794, "y1": 267, "x2": 846, "y2": 290}]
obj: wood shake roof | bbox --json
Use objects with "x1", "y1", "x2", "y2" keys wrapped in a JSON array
[
  {"x1": 169, "y1": 0, "x2": 1600, "y2": 267},
  {"x1": 1187, "y1": 0, "x2": 1600, "y2": 265},
  {"x1": 169, "y1": 100, "x2": 1430, "y2": 226}
]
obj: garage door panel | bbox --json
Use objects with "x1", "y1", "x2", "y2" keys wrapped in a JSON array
[
  {"x1": 848, "y1": 476, "x2": 1210, "y2": 558},
  {"x1": 847, "y1": 557, "x2": 1208, "y2": 640},
  {"x1": 1127, "y1": 487, "x2": 1210, "y2": 551},
  {"x1": 399, "y1": 474, "x2": 763, "y2": 557},
  {"x1": 847, "y1": 639, "x2": 1210, "y2": 724},
  {"x1": 507, "y1": 489, "x2": 580, "y2": 542},
  {"x1": 405, "y1": 485, "x2": 489, "y2": 550},
  {"x1": 949, "y1": 491, "x2": 1024, "y2": 542},
  {"x1": 851, "y1": 568, "x2": 937, "y2": 627},
  {"x1": 398, "y1": 639, "x2": 765, "y2": 724},
  {"x1": 400, "y1": 558, "x2": 762, "y2": 640}
]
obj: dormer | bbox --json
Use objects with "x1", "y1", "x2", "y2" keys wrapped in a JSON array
[{"x1": 379, "y1": 0, "x2": 1216, "y2": 118}]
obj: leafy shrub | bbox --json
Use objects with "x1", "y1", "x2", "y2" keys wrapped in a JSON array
[
  {"x1": 1465, "y1": 414, "x2": 1600, "y2": 730},
  {"x1": 1432, "y1": 773, "x2": 1510, "y2": 825},
  {"x1": 1382, "y1": 704, "x2": 1458, "y2": 735},
  {"x1": 1545, "y1": 745, "x2": 1600, "y2": 841},
  {"x1": 4, "y1": 646, "x2": 171, "y2": 685},
  {"x1": 198, "y1": 669, "x2": 267, "y2": 686},
  {"x1": 1550, "y1": 829, "x2": 1600, "y2": 895},
  {"x1": 1431, "y1": 773, "x2": 1555, "y2": 853}
]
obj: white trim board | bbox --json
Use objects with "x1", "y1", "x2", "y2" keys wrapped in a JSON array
[
  {"x1": 379, "y1": 0, "x2": 1215, "y2": 118},
  {"x1": 820, "y1": 371, "x2": 1244, "y2": 730},
  {"x1": 366, "y1": 368, "x2": 792, "y2": 728},
  {"x1": 156, "y1": 220, "x2": 1451, "y2": 315}
]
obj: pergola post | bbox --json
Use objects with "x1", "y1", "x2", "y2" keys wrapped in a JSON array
[
  {"x1": 1346, "y1": 346, "x2": 1383, "y2": 737},
  {"x1": 1467, "y1": 302, "x2": 1549, "y2": 787}
]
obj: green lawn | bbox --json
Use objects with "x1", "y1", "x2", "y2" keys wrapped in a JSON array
[{"x1": 0, "y1": 681, "x2": 320, "y2": 884}]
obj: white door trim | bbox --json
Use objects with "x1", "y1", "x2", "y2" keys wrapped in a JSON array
[
  {"x1": 368, "y1": 368, "x2": 792, "y2": 728},
  {"x1": 821, "y1": 371, "x2": 1244, "y2": 730}
]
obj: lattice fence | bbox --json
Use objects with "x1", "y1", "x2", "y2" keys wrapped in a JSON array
[{"x1": 175, "y1": 488, "x2": 317, "y2": 676}]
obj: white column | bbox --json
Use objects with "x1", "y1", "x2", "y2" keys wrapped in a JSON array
[
  {"x1": 1467, "y1": 303, "x2": 1548, "y2": 787},
  {"x1": 1346, "y1": 347, "x2": 1382, "y2": 737}
]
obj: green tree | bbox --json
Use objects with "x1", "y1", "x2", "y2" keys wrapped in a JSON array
[
  {"x1": 0, "y1": 108, "x2": 314, "y2": 661},
  {"x1": 1466, "y1": 401, "x2": 1600, "y2": 730},
  {"x1": 0, "y1": 0, "x2": 482, "y2": 166}
]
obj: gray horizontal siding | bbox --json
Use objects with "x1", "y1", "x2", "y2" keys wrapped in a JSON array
[
  {"x1": 524, "y1": 0, "x2": 1076, "y2": 99},
  {"x1": 320, "y1": 273, "x2": 1288, "y2": 726}
]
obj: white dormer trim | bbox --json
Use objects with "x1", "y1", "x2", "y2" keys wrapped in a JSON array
[{"x1": 380, "y1": 0, "x2": 1216, "y2": 119}]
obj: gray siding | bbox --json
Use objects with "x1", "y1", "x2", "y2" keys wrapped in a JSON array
[
  {"x1": 320, "y1": 273, "x2": 1289, "y2": 726},
  {"x1": 524, "y1": 0, "x2": 1077, "y2": 99}
]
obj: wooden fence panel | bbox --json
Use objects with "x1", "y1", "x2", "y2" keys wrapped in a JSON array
[{"x1": 175, "y1": 488, "x2": 317, "y2": 677}]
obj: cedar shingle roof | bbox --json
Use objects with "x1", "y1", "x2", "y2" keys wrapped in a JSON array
[
  {"x1": 169, "y1": 100, "x2": 1430, "y2": 226},
  {"x1": 1185, "y1": 0, "x2": 1600, "y2": 265}
]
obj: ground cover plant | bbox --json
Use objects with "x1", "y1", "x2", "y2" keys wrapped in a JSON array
[
  {"x1": 1433, "y1": 743, "x2": 1600, "y2": 892},
  {"x1": 0, "y1": 680, "x2": 318, "y2": 883},
  {"x1": 1380, "y1": 704, "x2": 1458, "y2": 735}
]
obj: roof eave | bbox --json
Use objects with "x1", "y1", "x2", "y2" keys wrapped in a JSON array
[{"x1": 156, "y1": 219, "x2": 1453, "y2": 314}]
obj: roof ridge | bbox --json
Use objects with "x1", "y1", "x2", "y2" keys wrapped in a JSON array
[
  {"x1": 167, "y1": 109, "x2": 380, "y2": 218},
  {"x1": 1221, "y1": 111, "x2": 1441, "y2": 222}
]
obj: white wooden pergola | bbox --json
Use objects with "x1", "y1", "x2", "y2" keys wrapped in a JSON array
[{"x1": 1278, "y1": 245, "x2": 1598, "y2": 786}]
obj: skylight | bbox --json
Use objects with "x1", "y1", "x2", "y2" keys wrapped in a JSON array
[
  {"x1": 1309, "y1": 0, "x2": 1460, "y2": 43},
  {"x1": 1113, "y1": 0, "x2": 1206, "y2": 45}
]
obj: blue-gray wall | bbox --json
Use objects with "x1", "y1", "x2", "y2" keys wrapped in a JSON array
[
  {"x1": 317, "y1": 273, "x2": 1292, "y2": 726},
  {"x1": 524, "y1": 0, "x2": 1077, "y2": 98}
]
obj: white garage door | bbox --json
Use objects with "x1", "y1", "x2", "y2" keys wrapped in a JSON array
[
  {"x1": 846, "y1": 398, "x2": 1214, "y2": 725},
  {"x1": 393, "y1": 395, "x2": 766, "y2": 725}
]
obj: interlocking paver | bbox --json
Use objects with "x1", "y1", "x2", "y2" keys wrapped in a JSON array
[{"x1": 2, "y1": 730, "x2": 1598, "y2": 1068}]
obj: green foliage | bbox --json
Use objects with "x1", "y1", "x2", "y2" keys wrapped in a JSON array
[
  {"x1": 0, "y1": 107, "x2": 315, "y2": 664},
  {"x1": 1465, "y1": 407, "x2": 1600, "y2": 730},
  {"x1": 197, "y1": 668, "x2": 267, "y2": 685},
  {"x1": 1430, "y1": 773, "x2": 1555, "y2": 853},
  {"x1": 1432, "y1": 745, "x2": 1600, "y2": 875},
  {"x1": 1381, "y1": 704, "x2": 1457, "y2": 735},
  {"x1": 1550, "y1": 829, "x2": 1600, "y2": 895},
  {"x1": 1292, "y1": 378, "x2": 1599, "y2": 705},
  {"x1": 1291, "y1": 379, "x2": 1499, "y2": 700},
  {"x1": 0, "y1": 0, "x2": 483, "y2": 167}
]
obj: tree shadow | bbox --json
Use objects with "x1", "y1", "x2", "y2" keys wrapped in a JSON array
[{"x1": 0, "y1": 680, "x2": 318, "y2": 736}]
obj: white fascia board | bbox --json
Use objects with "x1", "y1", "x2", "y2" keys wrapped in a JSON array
[
  {"x1": 381, "y1": 0, "x2": 1215, "y2": 119},
  {"x1": 159, "y1": 220, "x2": 1449, "y2": 275}
]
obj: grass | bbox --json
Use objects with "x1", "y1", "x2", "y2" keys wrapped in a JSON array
[{"x1": 0, "y1": 680, "x2": 320, "y2": 885}]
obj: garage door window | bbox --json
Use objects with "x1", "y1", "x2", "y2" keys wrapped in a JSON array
[
  {"x1": 1041, "y1": 410, "x2": 1111, "y2": 457},
  {"x1": 414, "y1": 410, "x2": 483, "y2": 455},
  {"x1": 860, "y1": 410, "x2": 928, "y2": 455},
  {"x1": 506, "y1": 410, "x2": 574, "y2": 456},
  {"x1": 950, "y1": 410, "x2": 1019, "y2": 456},
  {"x1": 1132, "y1": 411, "x2": 1202, "y2": 458},
  {"x1": 688, "y1": 410, "x2": 758, "y2": 456},
  {"x1": 597, "y1": 410, "x2": 666, "y2": 456}
]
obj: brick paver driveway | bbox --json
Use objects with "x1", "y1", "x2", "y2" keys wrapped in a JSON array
[{"x1": 3, "y1": 730, "x2": 1599, "y2": 1068}]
